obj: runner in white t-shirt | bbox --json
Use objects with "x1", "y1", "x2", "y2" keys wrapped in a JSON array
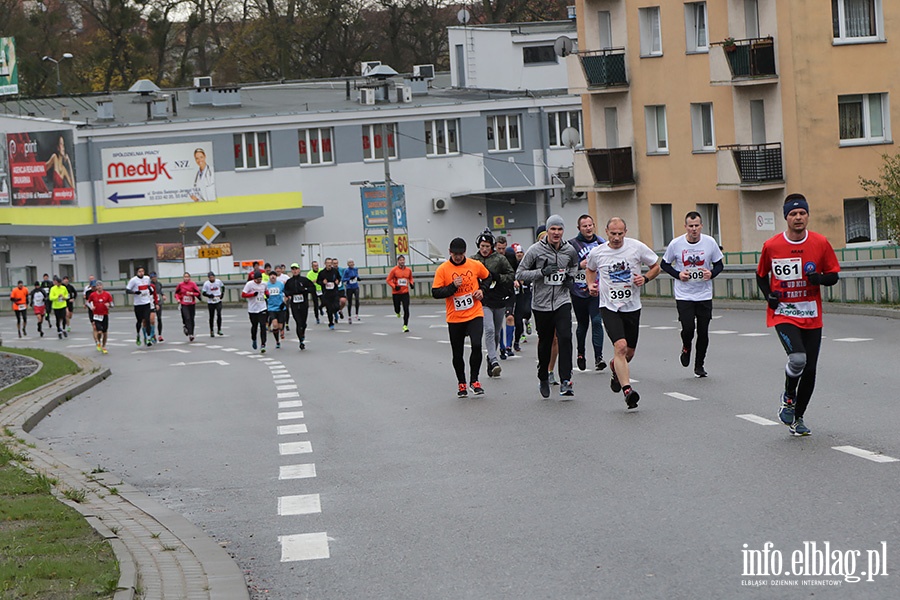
[
  {"x1": 241, "y1": 270, "x2": 269, "y2": 353},
  {"x1": 125, "y1": 267, "x2": 154, "y2": 346},
  {"x1": 586, "y1": 217, "x2": 660, "y2": 410},
  {"x1": 661, "y1": 211, "x2": 724, "y2": 378}
]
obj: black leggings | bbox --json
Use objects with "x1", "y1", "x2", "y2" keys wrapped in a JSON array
[
  {"x1": 181, "y1": 304, "x2": 196, "y2": 336},
  {"x1": 290, "y1": 303, "x2": 309, "y2": 339},
  {"x1": 249, "y1": 311, "x2": 268, "y2": 345},
  {"x1": 775, "y1": 324, "x2": 822, "y2": 419},
  {"x1": 346, "y1": 288, "x2": 360, "y2": 315},
  {"x1": 54, "y1": 307, "x2": 68, "y2": 332},
  {"x1": 448, "y1": 317, "x2": 483, "y2": 384},
  {"x1": 208, "y1": 302, "x2": 222, "y2": 331},
  {"x1": 393, "y1": 293, "x2": 410, "y2": 325},
  {"x1": 535, "y1": 305, "x2": 573, "y2": 382},
  {"x1": 15, "y1": 310, "x2": 27, "y2": 328},
  {"x1": 514, "y1": 288, "x2": 532, "y2": 343},
  {"x1": 572, "y1": 294, "x2": 604, "y2": 360},
  {"x1": 676, "y1": 299, "x2": 712, "y2": 366},
  {"x1": 322, "y1": 293, "x2": 340, "y2": 325}
]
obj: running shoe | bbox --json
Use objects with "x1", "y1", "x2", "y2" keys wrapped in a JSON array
[
  {"x1": 560, "y1": 380, "x2": 574, "y2": 398},
  {"x1": 217, "y1": 330, "x2": 223, "y2": 336},
  {"x1": 299, "y1": 341, "x2": 306, "y2": 350},
  {"x1": 624, "y1": 387, "x2": 640, "y2": 409},
  {"x1": 396, "y1": 313, "x2": 401, "y2": 318},
  {"x1": 520, "y1": 334, "x2": 528, "y2": 344},
  {"x1": 694, "y1": 365, "x2": 708, "y2": 378},
  {"x1": 210, "y1": 330, "x2": 215, "y2": 338},
  {"x1": 470, "y1": 381, "x2": 484, "y2": 395},
  {"x1": 62, "y1": 330, "x2": 67, "y2": 338},
  {"x1": 136, "y1": 334, "x2": 141, "y2": 346},
  {"x1": 348, "y1": 317, "x2": 352, "y2": 324},
  {"x1": 183, "y1": 325, "x2": 189, "y2": 336},
  {"x1": 525, "y1": 321, "x2": 532, "y2": 335},
  {"x1": 66, "y1": 325, "x2": 71, "y2": 333},
  {"x1": 610, "y1": 370, "x2": 622, "y2": 393},
  {"x1": 252, "y1": 340, "x2": 258, "y2": 350},
  {"x1": 548, "y1": 371, "x2": 558, "y2": 385},
  {"x1": 539, "y1": 378, "x2": 551, "y2": 399},
  {"x1": 101, "y1": 348, "x2": 108, "y2": 354},
  {"x1": 260, "y1": 345, "x2": 266, "y2": 354},
  {"x1": 40, "y1": 330, "x2": 44, "y2": 337},
  {"x1": 489, "y1": 361, "x2": 501, "y2": 377},
  {"x1": 276, "y1": 341, "x2": 281, "y2": 349},
  {"x1": 329, "y1": 324, "x2": 335, "y2": 330},
  {"x1": 145, "y1": 339, "x2": 152, "y2": 346},
  {"x1": 595, "y1": 358, "x2": 607, "y2": 371},
  {"x1": 402, "y1": 325, "x2": 409, "y2": 333},
  {"x1": 789, "y1": 417, "x2": 811, "y2": 436},
  {"x1": 316, "y1": 318, "x2": 320, "y2": 325},
  {"x1": 458, "y1": 383, "x2": 468, "y2": 398},
  {"x1": 680, "y1": 347, "x2": 691, "y2": 367},
  {"x1": 513, "y1": 344, "x2": 521, "y2": 353},
  {"x1": 96, "y1": 343, "x2": 102, "y2": 352},
  {"x1": 499, "y1": 347, "x2": 507, "y2": 360},
  {"x1": 17, "y1": 331, "x2": 21, "y2": 339},
  {"x1": 506, "y1": 347, "x2": 515, "y2": 357},
  {"x1": 778, "y1": 393, "x2": 795, "y2": 426},
  {"x1": 157, "y1": 336, "x2": 164, "y2": 342},
  {"x1": 58, "y1": 331, "x2": 63, "y2": 339},
  {"x1": 577, "y1": 354, "x2": 587, "y2": 371},
  {"x1": 189, "y1": 335, "x2": 195, "y2": 342}
]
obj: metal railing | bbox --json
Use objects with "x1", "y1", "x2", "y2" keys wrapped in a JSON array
[
  {"x1": 578, "y1": 48, "x2": 628, "y2": 89},
  {"x1": 580, "y1": 147, "x2": 635, "y2": 186},
  {"x1": 719, "y1": 142, "x2": 783, "y2": 183},
  {"x1": 719, "y1": 36, "x2": 777, "y2": 79}
]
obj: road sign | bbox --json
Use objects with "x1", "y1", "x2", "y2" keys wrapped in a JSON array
[
  {"x1": 51, "y1": 235, "x2": 76, "y2": 256},
  {"x1": 198, "y1": 246, "x2": 223, "y2": 259},
  {"x1": 365, "y1": 234, "x2": 408, "y2": 255},
  {"x1": 361, "y1": 185, "x2": 406, "y2": 229},
  {"x1": 197, "y1": 222, "x2": 221, "y2": 244}
]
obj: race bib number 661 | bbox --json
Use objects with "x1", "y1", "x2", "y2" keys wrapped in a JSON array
[{"x1": 772, "y1": 257, "x2": 802, "y2": 281}]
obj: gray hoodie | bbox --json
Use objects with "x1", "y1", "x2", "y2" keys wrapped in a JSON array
[{"x1": 515, "y1": 238, "x2": 579, "y2": 311}]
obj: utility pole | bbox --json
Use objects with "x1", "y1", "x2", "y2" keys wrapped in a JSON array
[{"x1": 381, "y1": 122, "x2": 396, "y2": 267}]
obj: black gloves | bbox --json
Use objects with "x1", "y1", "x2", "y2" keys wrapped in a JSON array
[
  {"x1": 766, "y1": 292, "x2": 781, "y2": 310},
  {"x1": 541, "y1": 264, "x2": 559, "y2": 277},
  {"x1": 394, "y1": 285, "x2": 401, "y2": 292},
  {"x1": 806, "y1": 272, "x2": 821, "y2": 285}
]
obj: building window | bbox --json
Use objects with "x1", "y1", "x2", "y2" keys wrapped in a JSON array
[
  {"x1": 696, "y1": 203, "x2": 721, "y2": 245},
  {"x1": 548, "y1": 111, "x2": 582, "y2": 148},
  {"x1": 644, "y1": 105, "x2": 668, "y2": 154},
  {"x1": 298, "y1": 128, "x2": 334, "y2": 165},
  {"x1": 832, "y1": 0, "x2": 883, "y2": 42},
  {"x1": 362, "y1": 123, "x2": 398, "y2": 160},
  {"x1": 424, "y1": 119, "x2": 460, "y2": 156},
  {"x1": 690, "y1": 103, "x2": 715, "y2": 151},
  {"x1": 266, "y1": 233, "x2": 277, "y2": 247},
  {"x1": 685, "y1": 2, "x2": 708, "y2": 52},
  {"x1": 839, "y1": 93, "x2": 889, "y2": 144},
  {"x1": 486, "y1": 114, "x2": 521, "y2": 152},
  {"x1": 233, "y1": 132, "x2": 270, "y2": 170},
  {"x1": 639, "y1": 6, "x2": 663, "y2": 57},
  {"x1": 651, "y1": 203, "x2": 674, "y2": 249},
  {"x1": 844, "y1": 198, "x2": 887, "y2": 243},
  {"x1": 523, "y1": 45, "x2": 558, "y2": 65}
]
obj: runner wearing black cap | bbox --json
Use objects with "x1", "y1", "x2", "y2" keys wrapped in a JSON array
[
  {"x1": 202, "y1": 271, "x2": 225, "y2": 337},
  {"x1": 241, "y1": 270, "x2": 269, "y2": 352},
  {"x1": 285, "y1": 263, "x2": 316, "y2": 349}
]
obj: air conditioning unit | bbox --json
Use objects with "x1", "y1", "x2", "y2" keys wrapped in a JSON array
[
  {"x1": 360, "y1": 61, "x2": 381, "y2": 76},
  {"x1": 193, "y1": 76, "x2": 212, "y2": 88},
  {"x1": 432, "y1": 198, "x2": 448, "y2": 212},
  {"x1": 413, "y1": 64, "x2": 435, "y2": 79},
  {"x1": 360, "y1": 88, "x2": 375, "y2": 105},
  {"x1": 397, "y1": 85, "x2": 412, "y2": 103}
]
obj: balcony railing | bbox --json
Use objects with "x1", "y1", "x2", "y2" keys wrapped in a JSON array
[
  {"x1": 578, "y1": 48, "x2": 628, "y2": 89},
  {"x1": 581, "y1": 147, "x2": 634, "y2": 186},
  {"x1": 719, "y1": 142, "x2": 783, "y2": 183},
  {"x1": 718, "y1": 36, "x2": 777, "y2": 80}
]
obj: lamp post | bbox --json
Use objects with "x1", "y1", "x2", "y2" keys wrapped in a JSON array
[{"x1": 42, "y1": 53, "x2": 73, "y2": 95}]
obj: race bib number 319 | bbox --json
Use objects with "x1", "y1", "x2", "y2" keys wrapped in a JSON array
[{"x1": 453, "y1": 294, "x2": 474, "y2": 311}]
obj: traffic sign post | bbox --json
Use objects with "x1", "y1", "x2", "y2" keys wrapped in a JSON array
[{"x1": 51, "y1": 235, "x2": 76, "y2": 261}]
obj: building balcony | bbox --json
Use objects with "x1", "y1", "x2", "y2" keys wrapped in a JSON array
[
  {"x1": 578, "y1": 48, "x2": 628, "y2": 92},
  {"x1": 715, "y1": 37, "x2": 777, "y2": 85},
  {"x1": 576, "y1": 147, "x2": 635, "y2": 191},
  {"x1": 717, "y1": 142, "x2": 784, "y2": 190}
]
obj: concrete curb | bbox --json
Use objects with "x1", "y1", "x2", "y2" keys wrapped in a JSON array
[{"x1": 0, "y1": 352, "x2": 250, "y2": 600}]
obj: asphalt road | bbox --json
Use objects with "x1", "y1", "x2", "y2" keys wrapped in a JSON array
[{"x1": 7, "y1": 302, "x2": 899, "y2": 599}]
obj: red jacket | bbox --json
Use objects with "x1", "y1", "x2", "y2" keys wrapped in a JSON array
[
  {"x1": 386, "y1": 266, "x2": 413, "y2": 295},
  {"x1": 175, "y1": 281, "x2": 202, "y2": 305}
]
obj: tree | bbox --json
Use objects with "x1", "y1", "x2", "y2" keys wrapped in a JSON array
[{"x1": 859, "y1": 153, "x2": 900, "y2": 244}]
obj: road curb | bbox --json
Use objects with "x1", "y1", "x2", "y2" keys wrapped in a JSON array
[{"x1": 0, "y1": 352, "x2": 250, "y2": 600}]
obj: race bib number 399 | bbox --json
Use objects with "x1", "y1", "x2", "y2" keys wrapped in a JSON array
[
  {"x1": 453, "y1": 294, "x2": 474, "y2": 311},
  {"x1": 609, "y1": 281, "x2": 632, "y2": 306},
  {"x1": 772, "y1": 257, "x2": 802, "y2": 281}
]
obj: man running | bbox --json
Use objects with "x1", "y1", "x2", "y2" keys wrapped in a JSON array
[
  {"x1": 756, "y1": 194, "x2": 840, "y2": 436},
  {"x1": 306, "y1": 261, "x2": 323, "y2": 324},
  {"x1": 62, "y1": 275, "x2": 77, "y2": 333},
  {"x1": 87, "y1": 281, "x2": 113, "y2": 354},
  {"x1": 266, "y1": 271, "x2": 286, "y2": 349},
  {"x1": 175, "y1": 272, "x2": 201, "y2": 342},
  {"x1": 202, "y1": 271, "x2": 224, "y2": 337},
  {"x1": 386, "y1": 254, "x2": 413, "y2": 332},
  {"x1": 342, "y1": 259, "x2": 361, "y2": 323},
  {"x1": 316, "y1": 258, "x2": 342, "y2": 330},
  {"x1": 586, "y1": 217, "x2": 660, "y2": 409},
  {"x1": 502, "y1": 241, "x2": 521, "y2": 356},
  {"x1": 661, "y1": 211, "x2": 724, "y2": 378},
  {"x1": 569, "y1": 214, "x2": 607, "y2": 372},
  {"x1": 471, "y1": 229, "x2": 514, "y2": 377},
  {"x1": 516, "y1": 215, "x2": 580, "y2": 399},
  {"x1": 10, "y1": 281, "x2": 29, "y2": 337},
  {"x1": 241, "y1": 270, "x2": 269, "y2": 352},
  {"x1": 30, "y1": 282, "x2": 46, "y2": 337},
  {"x1": 432, "y1": 237, "x2": 492, "y2": 397},
  {"x1": 83, "y1": 278, "x2": 97, "y2": 335},
  {"x1": 511, "y1": 243, "x2": 531, "y2": 354},
  {"x1": 149, "y1": 271, "x2": 165, "y2": 341},
  {"x1": 48, "y1": 276, "x2": 70, "y2": 339},
  {"x1": 284, "y1": 262, "x2": 316, "y2": 349},
  {"x1": 126, "y1": 267, "x2": 154, "y2": 346}
]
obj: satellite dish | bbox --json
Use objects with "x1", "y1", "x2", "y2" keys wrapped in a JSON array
[
  {"x1": 457, "y1": 9, "x2": 470, "y2": 24},
  {"x1": 554, "y1": 36, "x2": 574, "y2": 58},
  {"x1": 561, "y1": 127, "x2": 581, "y2": 149}
]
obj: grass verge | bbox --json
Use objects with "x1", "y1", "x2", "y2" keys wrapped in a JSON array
[{"x1": 0, "y1": 347, "x2": 81, "y2": 405}]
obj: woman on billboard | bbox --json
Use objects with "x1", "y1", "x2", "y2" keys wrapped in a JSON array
[
  {"x1": 189, "y1": 147, "x2": 215, "y2": 202},
  {"x1": 44, "y1": 135, "x2": 76, "y2": 196}
]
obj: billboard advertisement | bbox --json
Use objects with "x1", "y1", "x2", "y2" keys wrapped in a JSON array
[
  {"x1": 360, "y1": 184, "x2": 406, "y2": 229},
  {"x1": 6, "y1": 130, "x2": 77, "y2": 205},
  {"x1": 102, "y1": 141, "x2": 216, "y2": 207},
  {"x1": 0, "y1": 135, "x2": 9, "y2": 204},
  {"x1": 0, "y1": 37, "x2": 17, "y2": 96}
]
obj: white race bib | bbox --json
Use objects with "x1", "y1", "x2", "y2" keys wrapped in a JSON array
[
  {"x1": 209, "y1": 297, "x2": 221, "y2": 304},
  {"x1": 256, "y1": 292, "x2": 266, "y2": 301},
  {"x1": 397, "y1": 278, "x2": 408, "y2": 287},
  {"x1": 15, "y1": 304, "x2": 25, "y2": 311},
  {"x1": 772, "y1": 257, "x2": 802, "y2": 281},
  {"x1": 183, "y1": 295, "x2": 195, "y2": 304},
  {"x1": 453, "y1": 293, "x2": 474, "y2": 311},
  {"x1": 349, "y1": 277, "x2": 358, "y2": 284},
  {"x1": 608, "y1": 280, "x2": 633, "y2": 306},
  {"x1": 93, "y1": 313, "x2": 105, "y2": 321},
  {"x1": 140, "y1": 289, "x2": 150, "y2": 298},
  {"x1": 543, "y1": 270, "x2": 566, "y2": 286},
  {"x1": 325, "y1": 281, "x2": 335, "y2": 290},
  {"x1": 684, "y1": 267, "x2": 704, "y2": 281},
  {"x1": 293, "y1": 294, "x2": 305, "y2": 304},
  {"x1": 574, "y1": 271, "x2": 587, "y2": 283}
]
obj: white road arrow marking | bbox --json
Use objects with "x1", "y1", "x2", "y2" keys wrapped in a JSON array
[{"x1": 170, "y1": 360, "x2": 230, "y2": 367}]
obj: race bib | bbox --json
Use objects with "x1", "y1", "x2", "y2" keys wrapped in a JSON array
[
  {"x1": 397, "y1": 278, "x2": 408, "y2": 287},
  {"x1": 93, "y1": 313, "x2": 105, "y2": 321},
  {"x1": 453, "y1": 293, "x2": 474, "y2": 311},
  {"x1": 684, "y1": 267, "x2": 704, "y2": 281},
  {"x1": 574, "y1": 271, "x2": 587, "y2": 284},
  {"x1": 609, "y1": 280, "x2": 633, "y2": 306},
  {"x1": 349, "y1": 277, "x2": 358, "y2": 284},
  {"x1": 183, "y1": 295, "x2": 195, "y2": 304},
  {"x1": 15, "y1": 304, "x2": 25, "y2": 311},
  {"x1": 256, "y1": 292, "x2": 266, "y2": 301},
  {"x1": 209, "y1": 297, "x2": 221, "y2": 304},
  {"x1": 544, "y1": 270, "x2": 566, "y2": 286},
  {"x1": 325, "y1": 281, "x2": 335, "y2": 290},
  {"x1": 772, "y1": 257, "x2": 802, "y2": 281},
  {"x1": 140, "y1": 289, "x2": 150, "y2": 297},
  {"x1": 293, "y1": 295, "x2": 305, "y2": 304}
]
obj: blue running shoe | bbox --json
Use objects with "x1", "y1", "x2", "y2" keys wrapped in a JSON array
[
  {"x1": 789, "y1": 417, "x2": 810, "y2": 436},
  {"x1": 779, "y1": 393, "x2": 795, "y2": 426},
  {"x1": 252, "y1": 340, "x2": 258, "y2": 350}
]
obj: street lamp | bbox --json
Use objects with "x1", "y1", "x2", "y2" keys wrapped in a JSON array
[{"x1": 42, "y1": 53, "x2": 73, "y2": 95}]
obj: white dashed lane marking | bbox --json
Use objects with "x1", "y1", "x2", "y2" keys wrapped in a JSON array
[
  {"x1": 709, "y1": 330, "x2": 739, "y2": 335},
  {"x1": 278, "y1": 411, "x2": 304, "y2": 420},
  {"x1": 832, "y1": 446, "x2": 899, "y2": 463},
  {"x1": 372, "y1": 332, "x2": 389, "y2": 336},
  {"x1": 665, "y1": 392, "x2": 698, "y2": 401},
  {"x1": 832, "y1": 338, "x2": 873, "y2": 343},
  {"x1": 279, "y1": 532, "x2": 330, "y2": 561},
  {"x1": 278, "y1": 392, "x2": 300, "y2": 399},
  {"x1": 278, "y1": 494, "x2": 322, "y2": 516},
  {"x1": 276, "y1": 384, "x2": 298, "y2": 391},
  {"x1": 651, "y1": 326, "x2": 677, "y2": 330},
  {"x1": 278, "y1": 400, "x2": 303, "y2": 408},
  {"x1": 739, "y1": 333, "x2": 769, "y2": 337},
  {"x1": 736, "y1": 414, "x2": 780, "y2": 426},
  {"x1": 278, "y1": 424, "x2": 308, "y2": 435},
  {"x1": 279, "y1": 441, "x2": 313, "y2": 455},
  {"x1": 279, "y1": 464, "x2": 316, "y2": 480}
]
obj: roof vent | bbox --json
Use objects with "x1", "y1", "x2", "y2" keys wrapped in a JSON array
[
  {"x1": 128, "y1": 79, "x2": 161, "y2": 95},
  {"x1": 151, "y1": 95, "x2": 169, "y2": 119},
  {"x1": 212, "y1": 87, "x2": 241, "y2": 107},
  {"x1": 365, "y1": 64, "x2": 399, "y2": 80},
  {"x1": 96, "y1": 98, "x2": 115, "y2": 121},
  {"x1": 360, "y1": 61, "x2": 381, "y2": 76}
]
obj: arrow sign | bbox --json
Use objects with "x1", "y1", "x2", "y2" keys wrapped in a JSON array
[
  {"x1": 170, "y1": 360, "x2": 230, "y2": 366},
  {"x1": 108, "y1": 192, "x2": 146, "y2": 204}
]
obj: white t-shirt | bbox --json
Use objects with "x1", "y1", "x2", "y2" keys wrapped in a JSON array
[
  {"x1": 126, "y1": 275, "x2": 153, "y2": 306},
  {"x1": 586, "y1": 238, "x2": 659, "y2": 312},
  {"x1": 662, "y1": 233, "x2": 724, "y2": 302},
  {"x1": 242, "y1": 281, "x2": 268, "y2": 313},
  {"x1": 276, "y1": 273, "x2": 289, "y2": 285},
  {"x1": 202, "y1": 279, "x2": 223, "y2": 303},
  {"x1": 33, "y1": 290, "x2": 45, "y2": 308}
]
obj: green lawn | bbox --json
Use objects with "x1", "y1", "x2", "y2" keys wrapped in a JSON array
[{"x1": 0, "y1": 347, "x2": 81, "y2": 405}]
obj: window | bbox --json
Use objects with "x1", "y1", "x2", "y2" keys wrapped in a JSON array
[
  {"x1": 548, "y1": 111, "x2": 582, "y2": 148},
  {"x1": 424, "y1": 119, "x2": 460, "y2": 156},
  {"x1": 265, "y1": 233, "x2": 277, "y2": 247},
  {"x1": 844, "y1": 198, "x2": 887, "y2": 243},
  {"x1": 523, "y1": 46, "x2": 558, "y2": 65},
  {"x1": 298, "y1": 128, "x2": 334, "y2": 165},
  {"x1": 832, "y1": 0, "x2": 883, "y2": 42},
  {"x1": 696, "y1": 203, "x2": 721, "y2": 245},
  {"x1": 839, "y1": 93, "x2": 889, "y2": 144},
  {"x1": 685, "y1": 3, "x2": 708, "y2": 52},
  {"x1": 690, "y1": 103, "x2": 715, "y2": 151},
  {"x1": 639, "y1": 6, "x2": 663, "y2": 56},
  {"x1": 651, "y1": 203, "x2": 674, "y2": 249},
  {"x1": 233, "y1": 132, "x2": 270, "y2": 170},
  {"x1": 644, "y1": 105, "x2": 668, "y2": 154},
  {"x1": 486, "y1": 114, "x2": 521, "y2": 152},
  {"x1": 362, "y1": 123, "x2": 398, "y2": 160}
]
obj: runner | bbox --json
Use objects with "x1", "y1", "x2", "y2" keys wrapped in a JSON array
[
  {"x1": 241, "y1": 270, "x2": 269, "y2": 353},
  {"x1": 585, "y1": 217, "x2": 661, "y2": 409},
  {"x1": 201, "y1": 271, "x2": 224, "y2": 337},
  {"x1": 661, "y1": 211, "x2": 725, "y2": 377},
  {"x1": 316, "y1": 258, "x2": 342, "y2": 330},
  {"x1": 756, "y1": 194, "x2": 840, "y2": 436},
  {"x1": 511, "y1": 243, "x2": 531, "y2": 353},
  {"x1": 515, "y1": 215, "x2": 580, "y2": 399},
  {"x1": 342, "y1": 259, "x2": 361, "y2": 323},
  {"x1": 501, "y1": 240, "x2": 520, "y2": 356},
  {"x1": 30, "y1": 282, "x2": 46, "y2": 337},
  {"x1": 87, "y1": 281, "x2": 113, "y2": 354},
  {"x1": 48, "y1": 276, "x2": 70, "y2": 339},
  {"x1": 62, "y1": 275, "x2": 77, "y2": 332},
  {"x1": 125, "y1": 267, "x2": 154, "y2": 346},
  {"x1": 39, "y1": 273, "x2": 52, "y2": 298},
  {"x1": 83, "y1": 278, "x2": 97, "y2": 336},
  {"x1": 174, "y1": 272, "x2": 201, "y2": 342},
  {"x1": 432, "y1": 237, "x2": 492, "y2": 397},
  {"x1": 386, "y1": 254, "x2": 413, "y2": 332},
  {"x1": 335, "y1": 258, "x2": 347, "y2": 321},
  {"x1": 276, "y1": 264, "x2": 290, "y2": 337},
  {"x1": 266, "y1": 271, "x2": 286, "y2": 349},
  {"x1": 569, "y1": 214, "x2": 607, "y2": 372},
  {"x1": 10, "y1": 281, "x2": 29, "y2": 337},
  {"x1": 284, "y1": 262, "x2": 316, "y2": 349},
  {"x1": 149, "y1": 272, "x2": 164, "y2": 341},
  {"x1": 470, "y1": 229, "x2": 514, "y2": 377},
  {"x1": 306, "y1": 261, "x2": 323, "y2": 324}
]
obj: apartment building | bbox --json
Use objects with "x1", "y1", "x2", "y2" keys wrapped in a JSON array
[{"x1": 570, "y1": 0, "x2": 898, "y2": 251}]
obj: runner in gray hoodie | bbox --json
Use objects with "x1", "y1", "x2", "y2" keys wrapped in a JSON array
[{"x1": 515, "y1": 215, "x2": 580, "y2": 399}]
